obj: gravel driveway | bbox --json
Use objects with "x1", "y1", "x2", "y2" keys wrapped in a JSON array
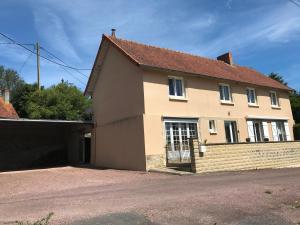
[{"x1": 0, "y1": 167, "x2": 299, "y2": 225}]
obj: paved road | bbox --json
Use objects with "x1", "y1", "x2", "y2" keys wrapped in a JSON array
[{"x1": 0, "y1": 167, "x2": 299, "y2": 225}]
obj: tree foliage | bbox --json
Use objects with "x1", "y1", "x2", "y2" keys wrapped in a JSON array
[
  {"x1": 268, "y1": 72, "x2": 300, "y2": 124},
  {"x1": 0, "y1": 65, "x2": 25, "y2": 90},
  {"x1": 268, "y1": 72, "x2": 288, "y2": 86},
  {"x1": 25, "y1": 81, "x2": 91, "y2": 120}
]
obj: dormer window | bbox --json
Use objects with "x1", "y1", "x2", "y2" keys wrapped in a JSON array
[{"x1": 168, "y1": 77, "x2": 185, "y2": 98}]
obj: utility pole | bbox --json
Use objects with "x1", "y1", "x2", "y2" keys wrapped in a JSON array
[{"x1": 36, "y1": 42, "x2": 40, "y2": 90}]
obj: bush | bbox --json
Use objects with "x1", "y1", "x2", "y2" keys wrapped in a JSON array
[{"x1": 293, "y1": 124, "x2": 300, "y2": 140}]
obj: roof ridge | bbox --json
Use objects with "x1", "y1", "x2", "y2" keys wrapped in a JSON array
[{"x1": 105, "y1": 34, "x2": 237, "y2": 68}]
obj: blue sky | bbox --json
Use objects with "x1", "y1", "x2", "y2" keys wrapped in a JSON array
[{"x1": 0, "y1": 0, "x2": 300, "y2": 90}]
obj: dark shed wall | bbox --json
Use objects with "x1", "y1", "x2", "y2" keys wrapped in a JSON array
[{"x1": 0, "y1": 121, "x2": 92, "y2": 171}]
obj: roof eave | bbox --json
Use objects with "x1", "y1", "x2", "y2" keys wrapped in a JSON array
[{"x1": 139, "y1": 64, "x2": 292, "y2": 92}]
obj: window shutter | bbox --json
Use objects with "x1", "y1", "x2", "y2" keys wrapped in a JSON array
[
  {"x1": 271, "y1": 122, "x2": 279, "y2": 141},
  {"x1": 284, "y1": 122, "x2": 291, "y2": 141},
  {"x1": 262, "y1": 122, "x2": 269, "y2": 139},
  {"x1": 247, "y1": 121, "x2": 255, "y2": 142}
]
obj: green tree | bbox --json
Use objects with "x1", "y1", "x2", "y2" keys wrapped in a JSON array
[
  {"x1": 25, "y1": 81, "x2": 91, "y2": 120},
  {"x1": 11, "y1": 83, "x2": 37, "y2": 118},
  {"x1": 268, "y1": 72, "x2": 288, "y2": 86},
  {"x1": 0, "y1": 65, "x2": 25, "y2": 91}
]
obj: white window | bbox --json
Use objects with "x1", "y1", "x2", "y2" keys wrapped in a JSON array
[
  {"x1": 219, "y1": 84, "x2": 232, "y2": 102},
  {"x1": 246, "y1": 88, "x2": 257, "y2": 105},
  {"x1": 208, "y1": 120, "x2": 217, "y2": 133},
  {"x1": 165, "y1": 120, "x2": 198, "y2": 162},
  {"x1": 271, "y1": 121, "x2": 291, "y2": 141},
  {"x1": 168, "y1": 77, "x2": 185, "y2": 98},
  {"x1": 270, "y1": 91, "x2": 279, "y2": 107}
]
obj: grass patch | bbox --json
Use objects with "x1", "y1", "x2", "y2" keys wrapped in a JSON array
[
  {"x1": 291, "y1": 201, "x2": 300, "y2": 209},
  {"x1": 15, "y1": 213, "x2": 53, "y2": 225}
]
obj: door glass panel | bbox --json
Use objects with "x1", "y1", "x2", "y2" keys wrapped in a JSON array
[
  {"x1": 224, "y1": 121, "x2": 238, "y2": 143},
  {"x1": 165, "y1": 121, "x2": 198, "y2": 162}
]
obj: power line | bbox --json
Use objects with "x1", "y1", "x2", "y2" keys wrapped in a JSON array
[
  {"x1": 39, "y1": 50, "x2": 86, "y2": 85},
  {"x1": 19, "y1": 52, "x2": 33, "y2": 73},
  {"x1": 0, "y1": 32, "x2": 91, "y2": 71},
  {"x1": 40, "y1": 46, "x2": 88, "y2": 78},
  {"x1": 289, "y1": 0, "x2": 300, "y2": 8},
  {"x1": 59, "y1": 66, "x2": 86, "y2": 86}
]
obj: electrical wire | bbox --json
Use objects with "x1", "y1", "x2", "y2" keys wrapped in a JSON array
[
  {"x1": 0, "y1": 32, "x2": 91, "y2": 71},
  {"x1": 288, "y1": 0, "x2": 300, "y2": 8},
  {"x1": 19, "y1": 52, "x2": 33, "y2": 73},
  {"x1": 40, "y1": 47, "x2": 88, "y2": 78},
  {"x1": 38, "y1": 48, "x2": 87, "y2": 85}
]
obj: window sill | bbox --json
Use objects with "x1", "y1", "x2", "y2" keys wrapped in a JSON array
[
  {"x1": 248, "y1": 104, "x2": 259, "y2": 108},
  {"x1": 169, "y1": 96, "x2": 188, "y2": 101},
  {"x1": 220, "y1": 101, "x2": 234, "y2": 106},
  {"x1": 209, "y1": 131, "x2": 217, "y2": 135},
  {"x1": 271, "y1": 105, "x2": 281, "y2": 109}
]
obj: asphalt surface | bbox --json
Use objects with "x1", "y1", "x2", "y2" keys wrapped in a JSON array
[{"x1": 0, "y1": 167, "x2": 299, "y2": 225}]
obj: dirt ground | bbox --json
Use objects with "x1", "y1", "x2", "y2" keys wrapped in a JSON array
[{"x1": 0, "y1": 166, "x2": 299, "y2": 225}]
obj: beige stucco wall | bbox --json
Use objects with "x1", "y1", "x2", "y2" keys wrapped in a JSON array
[
  {"x1": 91, "y1": 42, "x2": 146, "y2": 170},
  {"x1": 142, "y1": 69, "x2": 294, "y2": 163}
]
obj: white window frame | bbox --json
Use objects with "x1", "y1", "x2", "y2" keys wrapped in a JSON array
[
  {"x1": 246, "y1": 87, "x2": 257, "y2": 106},
  {"x1": 270, "y1": 91, "x2": 279, "y2": 107},
  {"x1": 168, "y1": 76, "x2": 186, "y2": 99},
  {"x1": 208, "y1": 120, "x2": 217, "y2": 134},
  {"x1": 219, "y1": 83, "x2": 233, "y2": 103}
]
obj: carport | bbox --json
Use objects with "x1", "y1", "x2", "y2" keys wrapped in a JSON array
[{"x1": 0, "y1": 118, "x2": 93, "y2": 171}]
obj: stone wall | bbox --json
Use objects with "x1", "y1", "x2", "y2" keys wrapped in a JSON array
[
  {"x1": 146, "y1": 154, "x2": 166, "y2": 169},
  {"x1": 190, "y1": 139, "x2": 300, "y2": 173}
]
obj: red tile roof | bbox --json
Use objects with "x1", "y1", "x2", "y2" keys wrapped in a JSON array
[
  {"x1": 0, "y1": 97, "x2": 19, "y2": 119},
  {"x1": 104, "y1": 34, "x2": 291, "y2": 91}
]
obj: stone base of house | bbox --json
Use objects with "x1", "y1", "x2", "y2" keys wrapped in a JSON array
[
  {"x1": 190, "y1": 140, "x2": 300, "y2": 173},
  {"x1": 146, "y1": 154, "x2": 166, "y2": 170}
]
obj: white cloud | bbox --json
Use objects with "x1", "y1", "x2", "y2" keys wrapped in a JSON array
[
  {"x1": 196, "y1": 2, "x2": 300, "y2": 56},
  {"x1": 33, "y1": 7, "x2": 81, "y2": 63}
]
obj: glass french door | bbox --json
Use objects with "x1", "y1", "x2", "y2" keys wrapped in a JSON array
[
  {"x1": 224, "y1": 121, "x2": 238, "y2": 143},
  {"x1": 253, "y1": 121, "x2": 263, "y2": 142},
  {"x1": 165, "y1": 121, "x2": 198, "y2": 163}
]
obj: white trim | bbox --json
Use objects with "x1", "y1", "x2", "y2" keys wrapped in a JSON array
[
  {"x1": 246, "y1": 115, "x2": 289, "y2": 120},
  {"x1": 246, "y1": 87, "x2": 257, "y2": 105},
  {"x1": 168, "y1": 76, "x2": 186, "y2": 98},
  {"x1": 270, "y1": 91, "x2": 279, "y2": 107},
  {"x1": 262, "y1": 122, "x2": 269, "y2": 139},
  {"x1": 208, "y1": 120, "x2": 217, "y2": 133},
  {"x1": 271, "y1": 122, "x2": 279, "y2": 141},
  {"x1": 247, "y1": 121, "x2": 255, "y2": 142},
  {"x1": 284, "y1": 122, "x2": 291, "y2": 141},
  {"x1": 219, "y1": 83, "x2": 233, "y2": 103}
]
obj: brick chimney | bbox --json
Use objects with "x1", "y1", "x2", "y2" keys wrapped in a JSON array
[{"x1": 217, "y1": 52, "x2": 233, "y2": 65}]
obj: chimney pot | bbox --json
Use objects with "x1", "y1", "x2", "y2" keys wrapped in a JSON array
[
  {"x1": 111, "y1": 28, "x2": 116, "y2": 37},
  {"x1": 217, "y1": 52, "x2": 233, "y2": 65},
  {"x1": 3, "y1": 89, "x2": 10, "y2": 104}
]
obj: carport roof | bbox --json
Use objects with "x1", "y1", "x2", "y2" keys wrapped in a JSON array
[{"x1": 0, "y1": 118, "x2": 93, "y2": 124}]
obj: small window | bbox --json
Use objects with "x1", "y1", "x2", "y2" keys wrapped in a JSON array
[
  {"x1": 209, "y1": 120, "x2": 217, "y2": 133},
  {"x1": 270, "y1": 91, "x2": 279, "y2": 107},
  {"x1": 219, "y1": 84, "x2": 232, "y2": 102},
  {"x1": 168, "y1": 77, "x2": 185, "y2": 98},
  {"x1": 246, "y1": 88, "x2": 257, "y2": 104}
]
